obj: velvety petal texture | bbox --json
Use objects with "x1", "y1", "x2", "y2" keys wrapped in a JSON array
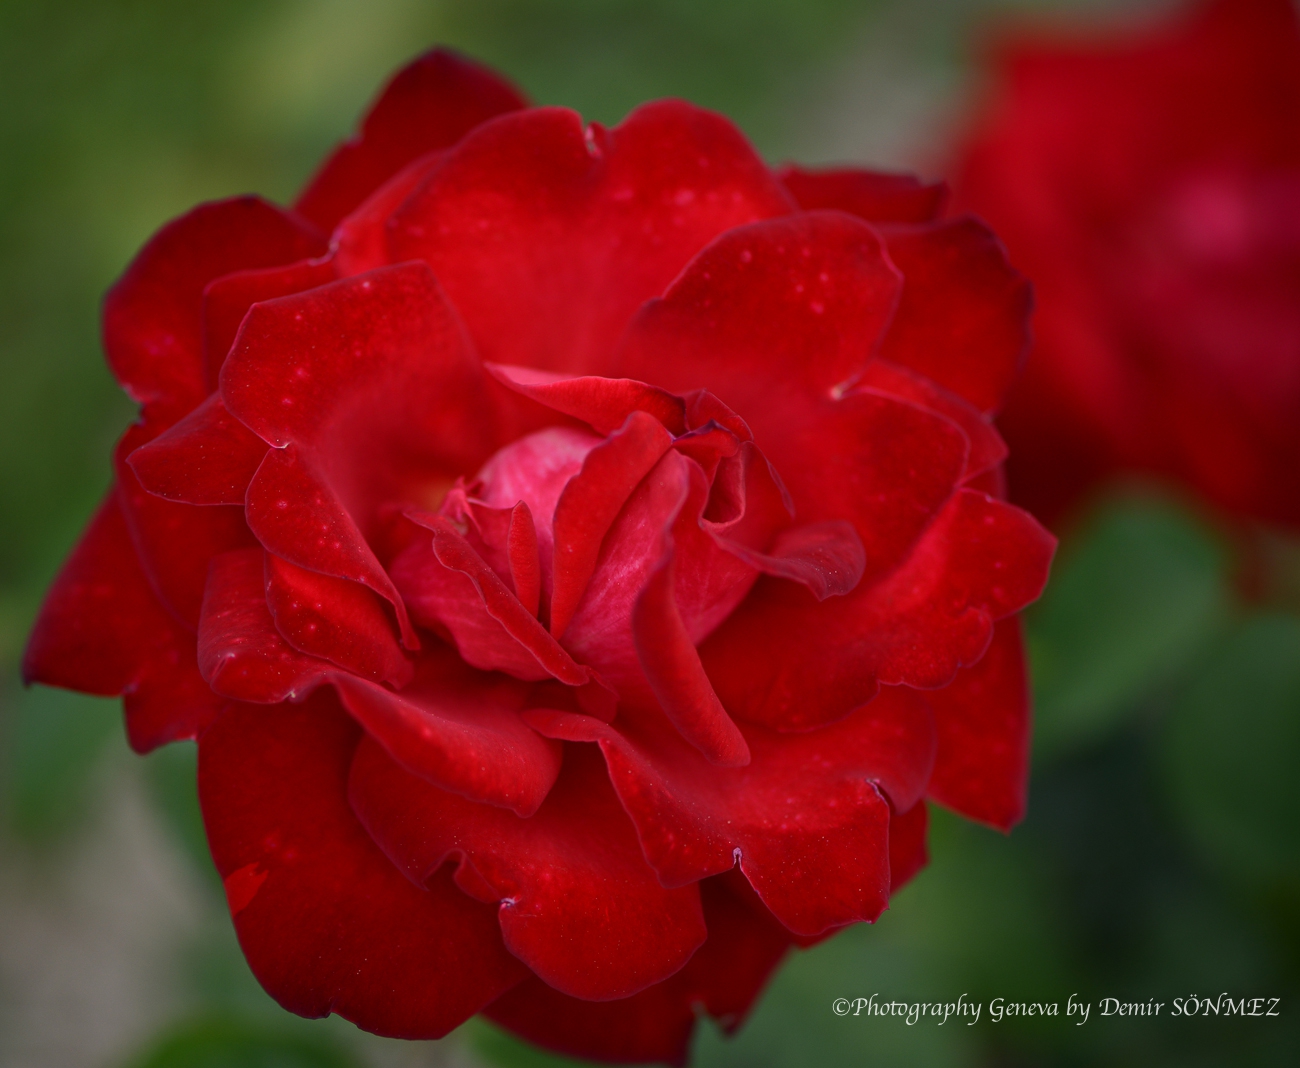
[{"x1": 24, "y1": 45, "x2": 1054, "y2": 1063}]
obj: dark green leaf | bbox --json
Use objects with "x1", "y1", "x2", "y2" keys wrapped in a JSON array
[
  {"x1": 2, "y1": 682, "x2": 118, "y2": 840},
  {"x1": 1028, "y1": 495, "x2": 1230, "y2": 762},
  {"x1": 1161, "y1": 612, "x2": 1300, "y2": 888},
  {"x1": 123, "y1": 1016, "x2": 361, "y2": 1068}
]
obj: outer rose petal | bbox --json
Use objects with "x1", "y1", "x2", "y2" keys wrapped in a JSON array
[
  {"x1": 349, "y1": 738, "x2": 707, "y2": 1001},
  {"x1": 615, "y1": 212, "x2": 976, "y2": 597},
  {"x1": 616, "y1": 211, "x2": 902, "y2": 412},
  {"x1": 127, "y1": 393, "x2": 269, "y2": 507},
  {"x1": 202, "y1": 257, "x2": 338, "y2": 388},
  {"x1": 224, "y1": 264, "x2": 496, "y2": 645},
  {"x1": 889, "y1": 800, "x2": 930, "y2": 894},
  {"x1": 389, "y1": 101, "x2": 794, "y2": 375},
  {"x1": 263, "y1": 552, "x2": 411, "y2": 687},
  {"x1": 198, "y1": 693, "x2": 527, "y2": 1039},
  {"x1": 527, "y1": 684, "x2": 935, "y2": 936},
  {"x1": 926, "y1": 615, "x2": 1031, "y2": 831},
  {"x1": 703, "y1": 488, "x2": 1055, "y2": 731},
  {"x1": 294, "y1": 48, "x2": 528, "y2": 233},
  {"x1": 104, "y1": 197, "x2": 325, "y2": 424},
  {"x1": 877, "y1": 217, "x2": 1032, "y2": 414},
  {"x1": 855, "y1": 360, "x2": 1008, "y2": 483},
  {"x1": 198, "y1": 550, "x2": 333, "y2": 704},
  {"x1": 777, "y1": 164, "x2": 947, "y2": 223},
  {"x1": 199, "y1": 549, "x2": 560, "y2": 815},
  {"x1": 485, "y1": 874, "x2": 794, "y2": 1067},
  {"x1": 22, "y1": 493, "x2": 223, "y2": 752},
  {"x1": 115, "y1": 422, "x2": 257, "y2": 626}
]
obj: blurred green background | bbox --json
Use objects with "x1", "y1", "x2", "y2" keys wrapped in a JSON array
[{"x1": 1, "y1": 1, "x2": 1297, "y2": 1066}]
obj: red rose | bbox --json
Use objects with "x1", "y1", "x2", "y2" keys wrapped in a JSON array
[
  {"x1": 955, "y1": 0, "x2": 1300, "y2": 529},
  {"x1": 24, "y1": 50, "x2": 1053, "y2": 1064}
]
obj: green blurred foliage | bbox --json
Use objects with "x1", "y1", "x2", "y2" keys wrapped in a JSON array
[
  {"x1": 123, "y1": 1016, "x2": 362, "y2": 1068},
  {"x1": 1162, "y1": 614, "x2": 1300, "y2": 892},
  {"x1": 2, "y1": 685, "x2": 118, "y2": 839},
  {"x1": 1027, "y1": 494, "x2": 1232, "y2": 762}
]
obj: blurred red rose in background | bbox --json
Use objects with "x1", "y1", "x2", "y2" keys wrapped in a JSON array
[
  {"x1": 24, "y1": 49, "x2": 1052, "y2": 1065},
  {"x1": 956, "y1": 0, "x2": 1300, "y2": 531}
]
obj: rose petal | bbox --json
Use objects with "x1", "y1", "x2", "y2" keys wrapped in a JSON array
[
  {"x1": 330, "y1": 653, "x2": 563, "y2": 819},
  {"x1": 202, "y1": 257, "x2": 338, "y2": 388},
  {"x1": 526, "y1": 684, "x2": 935, "y2": 936},
  {"x1": 264, "y1": 552, "x2": 412, "y2": 687},
  {"x1": 615, "y1": 212, "x2": 974, "y2": 591},
  {"x1": 128, "y1": 393, "x2": 269, "y2": 507},
  {"x1": 889, "y1": 799, "x2": 930, "y2": 894},
  {"x1": 294, "y1": 48, "x2": 527, "y2": 233},
  {"x1": 616, "y1": 210, "x2": 902, "y2": 413},
  {"x1": 349, "y1": 738, "x2": 707, "y2": 1000},
  {"x1": 116, "y1": 422, "x2": 257, "y2": 626},
  {"x1": 245, "y1": 445, "x2": 417, "y2": 647},
  {"x1": 390, "y1": 100, "x2": 794, "y2": 375},
  {"x1": 485, "y1": 872, "x2": 793, "y2": 1066},
  {"x1": 877, "y1": 217, "x2": 1031, "y2": 415},
  {"x1": 104, "y1": 197, "x2": 325, "y2": 425},
  {"x1": 856, "y1": 359, "x2": 1008, "y2": 483},
  {"x1": 926, "y1": 615, "x2": 1031, "y2": 831},
  {"x1": 485, "y1": 363, "x2": 689, "y2": 436},
  {"x1": 200, "y1": 548, "x2": 560, "y2": 813},
  {"x1": 199, "y1": 549, "x2": 333, "y2": 703},
  {"x1": 332, "y1": 150, "x2": 447, "y2": 276},
  {"x1": 633, "y1": 543, "x2": 751, "y2": 767},
  {"x1": 561, "y1": 451, "x2": 756, "y2": 711},
  {"x1": 22, "y1": 493, "x2": 223, "y2": 753},
  {"x1": 703, "y1": 489, "x2": 1055, "y2": 732},
  {"x1": 396, "y1": 515, "x2": 610, "y2": 706},
  {"x1": 224, "y1": 266, "x2": 496, "y2": 626},
  {"x1": 777, "y1": 164, "x2": 948, "y2": 224},
  {"x1": 222, "y1": 262, "x2": 493, "y2": 476},
  {"x1": 198, "y1": 693, "x2": 526, "y2": 1039},
  {"x1": 550, "y1": 411, "x2": 675, "y2": 638}
]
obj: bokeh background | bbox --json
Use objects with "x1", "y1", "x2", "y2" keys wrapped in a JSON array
[{"x1": 2, "y1": 1, "x2": 1297, "y2": 1066}]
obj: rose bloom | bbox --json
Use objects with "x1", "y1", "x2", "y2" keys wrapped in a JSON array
[
  {"x1": 25, "y1": 50, "x2": 1052, "y2": 1064},
  {"x1": 956, "y1": 0, "x2": 1300, "y2": 530}
]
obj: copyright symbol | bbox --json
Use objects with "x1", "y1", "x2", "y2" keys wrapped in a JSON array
[{"x1": 833, "y1": 999, "x2": 850, "y2": 1016}]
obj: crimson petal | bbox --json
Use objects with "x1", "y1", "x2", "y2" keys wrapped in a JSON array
[
  {"x1": 550, "y1": 411, "x2": 675, "y2": 638},
  {"x1": 198, "y1": 693, "x2": 526, "y2": 1038},
  {"x1": 397, "y1": 516, "x2": 612, "y2": 708},
  {"x1": 616, "y1": 211, "x2": 901, "y2": 414},
  {"x1": 777, "y1": 164, "x2": 948, "y2": 224},
  {"x1": 200, "y1": 548, "x2": 560, "y2": 814},
  {"x1": 294, "y1": 49, "x2": 528, "y2": 233},
  {"x1": 116, "y1": 422, "x2": 257, "y2": 626},
  {"x1": 704, "y1": 489, "x2": 1054, "y2": 732},
  {"x1": 486, "y1": 363, "x2": 689, "y2": 436},
  {"x1": 264, "y1": 552, "x2": 411, "y2": 688},
  {"x1": 350, "y1": 738, "x2": 707, "y2": 1000},
  {"x1": 389, "y1": 101, "x2": 794, "y2": 376},
  {"x1": 22, "y1": 494, "x2": 223, "y2": 753},
  {"x1": 877, "y1": 217, "x2": 1031, "y2": 415},
  {"x1": 202, "y1": 257, "x2": 338, "y2": 388},
  {"x1": 128, "y1": 393, "x2": 269, "y2": 507},
  {"x1": 199, "y1": 549, "x2": 333, "y2": 703},
  {"x1": 855, "y1": 359, "x2": 1008, "y2": 483},
  {"x1": 527, "y1": 684, "x2": 935, "y2": 936},
  {"x1": 104, "y1": 197, "x2": 325, "y2": 425},
  {"x1": 926, "y1": 615, "x2": 1031, "y2": 831},
  {"x1": 485, "y1": 873, "x2": 794, "y2": 1066},
  {"x1": 633, "y1": 544, "x2": 751, "y2": 767}
]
